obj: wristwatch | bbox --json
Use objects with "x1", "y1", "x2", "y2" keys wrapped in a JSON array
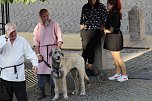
[{"x1": 37, "y1": 54, "x2": 41, "y2": 56}]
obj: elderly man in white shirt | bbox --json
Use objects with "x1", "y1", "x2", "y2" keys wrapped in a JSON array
[{"x1": 0, "y1": 23, "x2": 38, "y2": 101}]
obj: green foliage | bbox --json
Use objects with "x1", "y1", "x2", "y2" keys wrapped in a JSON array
[{"x1": 0, "y1": 0, "x2": 47, "y2": 4}]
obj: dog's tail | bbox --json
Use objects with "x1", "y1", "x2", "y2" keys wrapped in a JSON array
[{"x1": 84, "y1": 72, "x2": 89, "y2": 80}]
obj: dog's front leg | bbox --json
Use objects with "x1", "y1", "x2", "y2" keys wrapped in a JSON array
[
  {"x1": 62, "y1": 76, "x2": 69, "y2": 100},
  {"x1": 52, "y1": 79, "x2": 59, "y2": 101},
  {"x1": 79, "y1": 74, "x2": 86, "y2": 95}
]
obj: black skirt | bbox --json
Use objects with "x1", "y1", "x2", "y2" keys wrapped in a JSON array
[{"x1": 104, "y1": 31, "x2": 123, "y2": 51}]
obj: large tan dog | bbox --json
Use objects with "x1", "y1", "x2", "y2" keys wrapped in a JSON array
[{"x1": 50, "y1": 48, "x2": 89, "y2": 100}]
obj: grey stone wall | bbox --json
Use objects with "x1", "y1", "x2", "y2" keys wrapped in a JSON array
[
  {"x1": 128, "y1": 6, "x2": 146, "y2": 41},
  {"x1": 93, "y1": 37, "x2": 109, "y2": 71}
]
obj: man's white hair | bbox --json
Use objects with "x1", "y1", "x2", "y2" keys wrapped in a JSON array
[{"x1": 5, "y1": 22, "x2": 16, "y2": 34}]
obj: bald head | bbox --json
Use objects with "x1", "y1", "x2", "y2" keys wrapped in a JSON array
[
  {"x1": 39, "y1": 9, "x2": 48, "y2": 17},
  {"x1": 39, "y1": 9, "x2": 50, "y2": 27}
]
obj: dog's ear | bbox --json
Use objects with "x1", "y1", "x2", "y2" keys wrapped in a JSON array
[
  {"x1": 49, "y1": 51, "x2": 52, "y2": 57},
  {"x1": 59, "y1": 48, "x2": 64, "y2": 57},
  {"x1": 61, "y1": 52, "x2": 64, "y2": 57}
]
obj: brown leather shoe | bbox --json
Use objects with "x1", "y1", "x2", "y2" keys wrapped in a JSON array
[
  {"x1": 38, "y1": 88, "x2": 47, "y2": 100},
  {"x1": 38, "y1": 92, "x2": 46, "y2": 100}
]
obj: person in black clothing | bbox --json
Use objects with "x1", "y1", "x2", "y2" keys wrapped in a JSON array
[
  {"x1": 104, "y1": 0, "x2": 128, "y2": 82},
  {"x1": 80, "y1": 0, "x2": 107, "y2": 76}
]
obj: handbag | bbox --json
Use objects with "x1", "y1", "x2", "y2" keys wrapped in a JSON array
[{"x1": 0, "y1": 79, "x2": 10, "y2": 100}]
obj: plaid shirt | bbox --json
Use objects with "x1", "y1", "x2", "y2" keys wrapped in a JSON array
[{"x1": 80, "y1": 3, "x2": 108, "y2": 30}]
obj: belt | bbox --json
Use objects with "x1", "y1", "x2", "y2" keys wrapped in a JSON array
[
  {"x1": 40, "y1": 44, "x2": 57, "y2": 62},
  {"x1": 39, "y1": 44, "x2": 57, "y2": 47},
  {"x1": 34, "y1": 44, "x2": 57, "y2": 64},
  {"x1": 0, "y1": 63, "x2": 24, "y2": 79}
]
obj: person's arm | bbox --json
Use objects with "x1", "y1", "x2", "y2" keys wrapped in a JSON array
[
  {"x1": 80, "y1": 5, "x2": 86, "y2": 30},
  {"x1": 104, "y1": 12, "x2": 120, "y2": 34},
  {"x1": 54, "y1": 22, "x2": 63, "y2": 49},
  {"x1": 33, "y1": 25, "x2": 43, "y2": 62},
  {"x1": 34, "y1": 46, "x2": 40, "y2": 55},
  {"x1": 23, "y1": 38, "x2": 38, "y2": 74},
  {"x1": 34, "y1": 46, "x2": 43, "y2": 62},
  {"x1": 0, "y1": 36, "x2": 7, "y2": 50},
  {"x1": 0, "y1": 31, "x2": 10, "y2": 52}
]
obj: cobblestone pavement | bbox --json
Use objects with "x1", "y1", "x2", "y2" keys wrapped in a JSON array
[
  {"x1": 0, "y1": 0, "x2": 152, "y2": 34},
  {"x1": 21, "y1": 49, "x2": 152, "y2": 101},
  {"x1": 27, "y1": 79, "x2": 152, "y2": 101},
  {"x1": 2, "y1": 0, "x2": 152, "y2": 100}
]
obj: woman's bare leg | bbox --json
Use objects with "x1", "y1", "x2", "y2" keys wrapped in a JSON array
[{"x1": 111, "y1": 51, "x2": 127, "y2": 75}]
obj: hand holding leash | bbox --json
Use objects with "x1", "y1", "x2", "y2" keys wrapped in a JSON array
[
  {"x1": 32, "y1": 66, "x2": 38, "y2": 75},
  {"x1": 57, "y1": 41, "x2": 62, "y2": 49},
  {"x1": 37, "y1": 54, "x2": 43, "y2": 63}
]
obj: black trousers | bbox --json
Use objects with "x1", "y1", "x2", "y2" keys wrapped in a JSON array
[
  {"x1": 82, "y1": 29, "x2": 103, "y2": 64},
  {"x1": 2, "y1": 79, "x2": 28, "y2": 101}
]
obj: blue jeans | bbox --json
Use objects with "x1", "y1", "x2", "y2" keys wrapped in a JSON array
[{"x1": 37, "y1": 74, "x2": 54, "y2": 88}]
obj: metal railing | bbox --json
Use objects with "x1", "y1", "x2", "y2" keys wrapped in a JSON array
[{"x1": 0, "y1": 2, "x2": 10, "y2": 35}]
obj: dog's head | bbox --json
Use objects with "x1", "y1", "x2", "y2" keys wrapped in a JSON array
[
  {"x1": 49, "y1": 48, "x2": 64, "y2": 79},
  {"x1": 49, "y1": 48, "x2": 64, "y2": 63}
]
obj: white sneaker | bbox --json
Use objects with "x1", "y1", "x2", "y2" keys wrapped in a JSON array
[
  {"x1": 108, "y1": 74, "x2": 121, "y2": 80},
  {"x1": 117, "y1": 75, "x2": 128, "y2": 82}
]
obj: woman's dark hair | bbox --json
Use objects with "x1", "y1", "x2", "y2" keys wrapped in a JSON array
[
  {"x1": 108, "y1": 0, "x2": 122, "y2": 19},
  {"x1": 88, "y1": 0, "x2": 100, "y2": 8}
]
